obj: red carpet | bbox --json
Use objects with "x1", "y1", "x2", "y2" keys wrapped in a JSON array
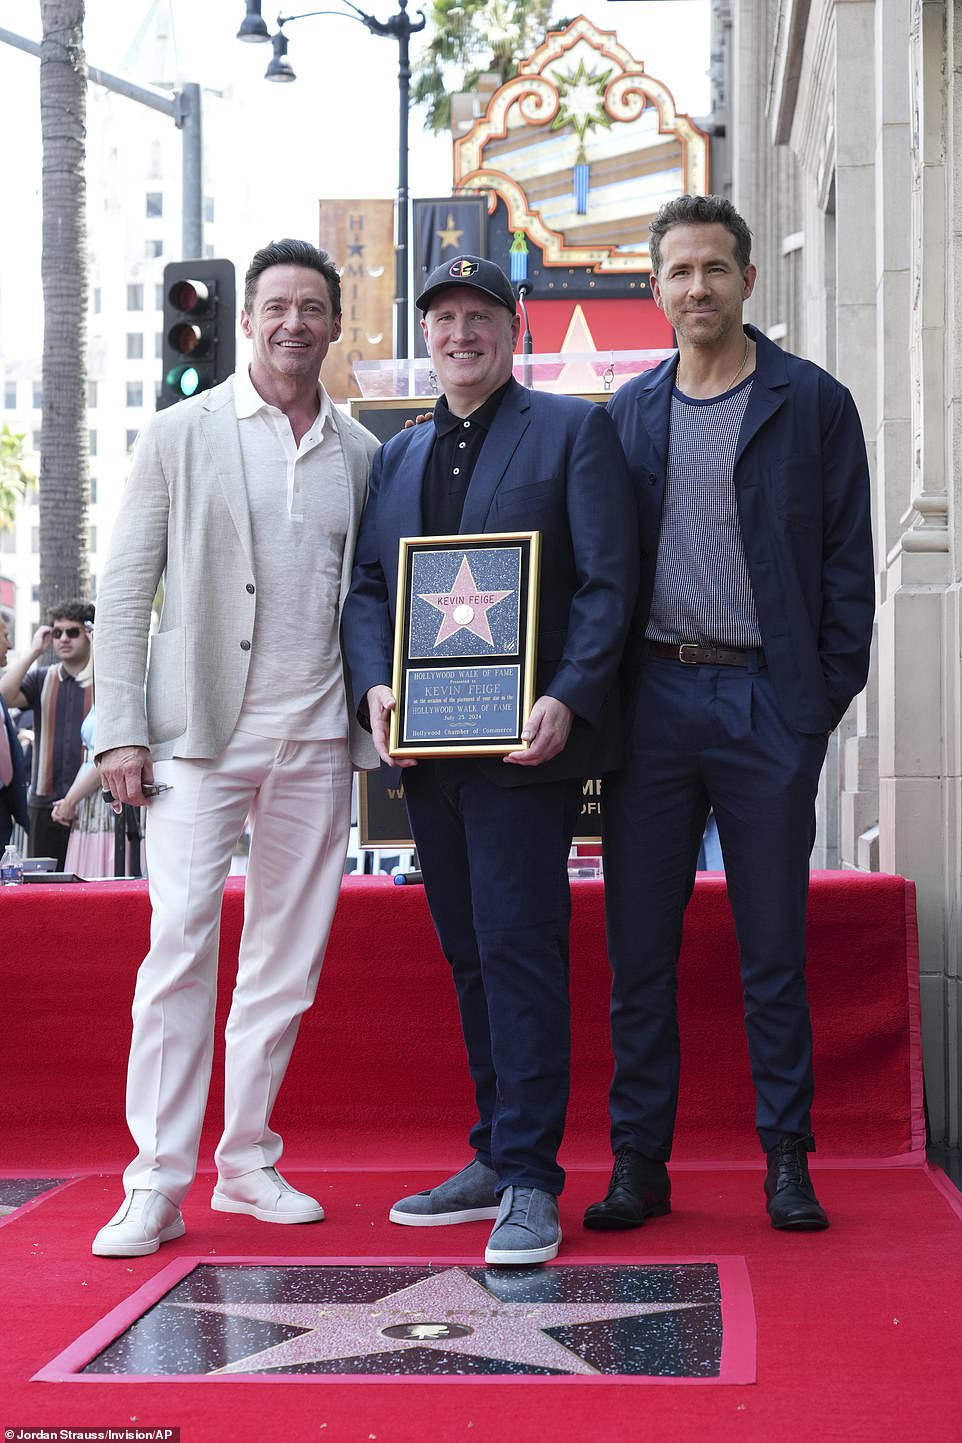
[{"x1": 1, "y1": 872, "x2": 959, "y2": 1440}]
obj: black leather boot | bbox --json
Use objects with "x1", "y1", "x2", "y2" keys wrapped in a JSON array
[
  {"x1": 583, "y1": 1145, "x2": 671, "y2": 1230},
  {"x1": 764, "y1": 1136, "x2": 829, "y2": 1230}
]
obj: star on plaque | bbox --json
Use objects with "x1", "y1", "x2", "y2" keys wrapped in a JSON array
[
  {"x1": 436, "y1": 213, "x2": 464, "y2": 250},
  {"x1": 418, "y1": 554, "x2": 511, "y2": 647}
]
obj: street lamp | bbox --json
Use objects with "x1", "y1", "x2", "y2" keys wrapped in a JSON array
[{"x1": 237, "y1": 1, "x2": 426, "y2": 359}]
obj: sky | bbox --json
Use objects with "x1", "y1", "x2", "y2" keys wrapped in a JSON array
[{"x1": 0, "y1": 0, "x2": 710, "y2": 349}]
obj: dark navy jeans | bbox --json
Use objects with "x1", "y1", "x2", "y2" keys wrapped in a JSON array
[
  {"x1": 403, "y1": 758, "x2": 583, "y2": 1195},
  {"x1": 603, "y1": 655, "x2": 829, "y2": 1159}
]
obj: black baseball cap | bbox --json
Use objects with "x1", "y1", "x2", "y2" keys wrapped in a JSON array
[{"x1": 416, "y1": 255, "x2": 517, "y2": 314}]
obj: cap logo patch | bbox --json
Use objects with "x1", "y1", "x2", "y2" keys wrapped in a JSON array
[{"x1": 449, "y1": 259, "x2": 478, "y2": 278}]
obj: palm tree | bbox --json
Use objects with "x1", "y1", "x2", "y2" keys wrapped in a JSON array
[
  {"x1": 413, "y1": 0, "x2": 560, "y2": 133},
  {"x1": 38, "y1": 0, "x2": 90, "y2": 610},
  {"x1": 0, "y1": 425, "x2": 37, "y2": 534}
]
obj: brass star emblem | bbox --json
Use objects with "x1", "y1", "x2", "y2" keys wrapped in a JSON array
[{"x1": 436, "y1": 213, "x2": 464, "y2": 250}]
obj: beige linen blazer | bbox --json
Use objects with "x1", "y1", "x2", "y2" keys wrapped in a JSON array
[{"x1": 94, "y1": 376, "x2": 379, "y2": 770}]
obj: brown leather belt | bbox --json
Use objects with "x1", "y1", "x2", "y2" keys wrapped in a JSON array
[{"x1": 649, "y1": 641, "x2": 767, "y2": 668}]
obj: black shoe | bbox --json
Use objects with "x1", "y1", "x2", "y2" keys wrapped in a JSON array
[
  {"x1": 764, "y1": 1136, "x2": 830, "y2": 1231},
  {"x1": 583, "y1": 1145, "x2": 671, "y2": 1231}
]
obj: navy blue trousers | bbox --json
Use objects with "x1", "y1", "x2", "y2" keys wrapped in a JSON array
[
  {"x1": 403, "y1": 760, "x2": 583, "y2": 1195},
  {"x1": 602, "y1": 656, "x2": 829, "y2": 1158}
]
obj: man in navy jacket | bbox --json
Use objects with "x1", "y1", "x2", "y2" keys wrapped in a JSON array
[
  {"x1": 342, "y1": 256, "x2": 637, "y2": 1266},
  {"x1": 586, "y1": 195, "x2": 875, "y2": 1235}
]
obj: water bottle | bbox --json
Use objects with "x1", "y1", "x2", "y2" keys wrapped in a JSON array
[{"x1": 0, "y1": 842, "x2": 24, "y2": 886}]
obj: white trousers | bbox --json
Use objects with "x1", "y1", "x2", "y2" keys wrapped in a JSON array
[{"x1": 122, "y1": 727, "x2": 353, "y2": 1204}]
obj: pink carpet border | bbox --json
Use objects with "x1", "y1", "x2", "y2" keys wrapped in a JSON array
[
  {"x1": 34, "y1": 1252, "x2": 756, "y2": 1388},
  {"x1": 901, "y1": 878, "x2": 927, "y2": 1156}
]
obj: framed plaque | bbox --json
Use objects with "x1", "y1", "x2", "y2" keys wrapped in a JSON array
[{"x1": 390, "y1": 531, "x2": 541, "y2": 757}]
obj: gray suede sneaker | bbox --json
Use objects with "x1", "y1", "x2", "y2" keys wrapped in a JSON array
[
  {"x1": 484, "y1": 1185, "x2": 561, "y2": 1265},
  {"x1": 389, "y1": 1160, "x2": 500, "y2": 1227}
]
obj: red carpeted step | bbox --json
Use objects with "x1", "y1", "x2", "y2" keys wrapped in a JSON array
[{"x1": 0, "y1": 872, "x2": 923, "y2": 1172}]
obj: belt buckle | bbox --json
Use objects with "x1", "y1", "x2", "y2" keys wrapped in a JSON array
[{"x1": 678, "y1": 644, "x2": 700, "y2": 665}]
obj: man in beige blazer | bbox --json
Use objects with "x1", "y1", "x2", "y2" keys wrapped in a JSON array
[{"x1": 91, "y1": 239, "x2": 378, "y2": 1258}]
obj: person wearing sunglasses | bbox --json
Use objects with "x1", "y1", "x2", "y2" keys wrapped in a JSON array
[{"x1": 0, "y1": 599, "x2": 94, "y2": 869}]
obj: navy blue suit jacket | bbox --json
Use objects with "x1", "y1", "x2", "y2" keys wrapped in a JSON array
[
  {"x1": 342, "y1": 378, "x2": 639, "y2": 785},
  {"x1": 0, "y1": 697, "x2": 29, "y2": 849},
  {"x1": 608, "y1": 325, "x2": 876, "y2": 733}
]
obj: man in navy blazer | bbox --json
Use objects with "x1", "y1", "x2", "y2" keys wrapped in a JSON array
[
  {"x1": 342, "y1": 255, "x2": 637, "y2": 1266},
  {"x1": 0, "y1": 618, "x2": 29, "y2": 853},
  {"x1": 586, "y1": 196, "x2": 875, "y2": 1235}
]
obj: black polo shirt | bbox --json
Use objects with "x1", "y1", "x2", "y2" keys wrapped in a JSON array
[{"x1": 422, "y1": 380, "x2": 512, "y2": 537}]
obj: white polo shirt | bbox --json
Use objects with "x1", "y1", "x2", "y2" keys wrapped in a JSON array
[{"x1": 232, "y1": 366, "x2": 350, "y2": 741}]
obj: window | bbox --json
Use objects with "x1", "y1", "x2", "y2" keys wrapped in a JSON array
[
  {"x1": 32, "y1": 383, "x2": 43, "y2": 409},
  {"x1": 31, "y1": 585, "x2": 40, "y2": 605},
  {"x1": 204, "y1": 243, "x2": 215, "y2": 259},
  {"x1": 126, "y1": 382, "x2": 144, "y2": 408},
  {"x1": 0, "y1": 531, "x2": 14, "y2": 554},
  {"x1": 146, "y1": 239, "x2": 163, "y2": 259},
  {"x1": 127, "y1": 284, "x2": 144, "y2": 311},
  {"x1": 126, "y1": 334, "x2": 144, "y2": 360},
  {"x1": 155, "y1": 332, "x2": 163, "y2": 360},
  {"x1": 31, "y1": 526, "x2": 39, "y2": 554},
  {"x1": 155, "y1": 283, "x2": 165, "y2": 310},
  {"x1": 4, "y1": 382, "x2": 16, "y2": 408},
  {"x1": 88, "y1": 430, "x2": 97, "y2": 457},
  {"x1": 204, "y1": 196, "x2": 215, "y2": 223},
  {"x1": 93, "y1": 287, "x2": 102, "y2": 314},
  {"x1": 87, "y1": 380, "x2": 98, "y2": 408},
  {"x1": 146, "y1": 192, "x2": 163, "y2": 218},
  {"x1": 89, "y1": 526, "x2": 97, "y2": 553},
  {"x1": 126, "y1": 429, "x2": 139, "y2": 451},
  {"x1": 32, "y1": 430, "x2": 42, "y2": 452},
  {"x1": 89, "y1": 477, "x2": 97, "y2": 505}
]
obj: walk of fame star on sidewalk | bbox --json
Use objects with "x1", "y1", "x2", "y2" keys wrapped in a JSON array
[
  {"x1": 176, "y1": 1267, "x2": 702, "y2": 1376},
  {"x1": 37, "y1": 1258, "x2": 755, "y2": 1383}
]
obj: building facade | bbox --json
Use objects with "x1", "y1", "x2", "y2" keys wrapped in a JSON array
[{"x1": 711, "y1": 0, "x2": 962, "y2": 1147}]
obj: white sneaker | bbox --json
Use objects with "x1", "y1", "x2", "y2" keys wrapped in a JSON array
[
  {"x1": 92, "y1": 1189, "x2": 185, "y2": 1258},
  {"x1": 211, "y1": 1166, "x2": 324, "y2": 1224}
]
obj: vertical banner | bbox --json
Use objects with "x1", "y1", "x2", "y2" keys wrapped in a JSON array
[
  {"x1": 317, "y1": 200, "x2": 395, "y2": 401},
  {"x1": 412, "y1": 197, "x2": 489, "y2": 356}
]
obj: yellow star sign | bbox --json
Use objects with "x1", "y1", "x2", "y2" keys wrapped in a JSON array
[{"x1": 437, "y1": 213, "x2": 464, "y2": 250}]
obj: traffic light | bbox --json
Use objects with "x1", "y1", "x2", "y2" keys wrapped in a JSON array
[{"x1": 160, "y1": 259, "x2": 236, "y2": 408}]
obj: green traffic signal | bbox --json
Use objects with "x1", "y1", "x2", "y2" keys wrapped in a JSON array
[{"x1": 165, "y1": 363, "x2": 202, "y2": 398}]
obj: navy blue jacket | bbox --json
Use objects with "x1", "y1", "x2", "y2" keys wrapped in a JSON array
[
  {"x1": 0, "y1": 696, "x2": 29, "y2": 849},
  {"x1": 608, "y1": 325, "x2": 876, "y2": 733},
  {"x1": 342, "y1": 378, "x2": 639, "y2": 785}
]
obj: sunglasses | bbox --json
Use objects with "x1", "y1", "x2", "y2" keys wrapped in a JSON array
[{"x1": 51, "y1": 626, "x2": 84, "y2": 639}]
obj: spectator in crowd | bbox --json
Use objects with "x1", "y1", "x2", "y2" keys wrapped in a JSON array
[
  {"x1": 52, "y1": 688, "x2": 132, "y2": 878},
  {"x1": 0, "y1": 617, "x2": 29, "y2": 853},
  {"x1": 0, "y1": 600, "x2": 94, "y2": 868}
]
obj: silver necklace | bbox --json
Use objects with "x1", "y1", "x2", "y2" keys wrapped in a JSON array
[{"x1": 724, "y1": 337, "x2": 750, "y2": 392}]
